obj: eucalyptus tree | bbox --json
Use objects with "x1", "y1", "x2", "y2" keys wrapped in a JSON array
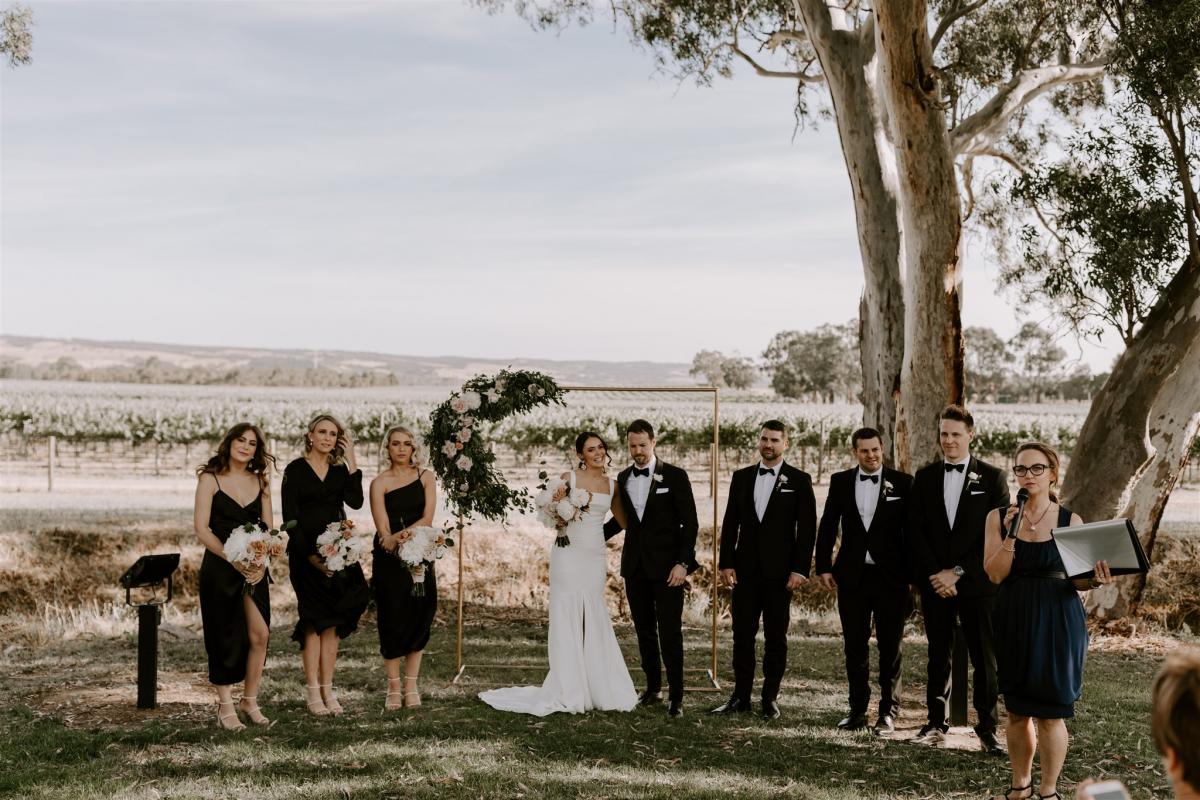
[
  {"x1": 481, "y1": 0, "x2": 1111, "y2": 470},
  {"x1": 1, "y1": 4, "x2": 32, "y2": 67}
]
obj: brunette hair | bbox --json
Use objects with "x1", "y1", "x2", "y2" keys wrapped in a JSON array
[
  {"x1": 381, "y1": 425, "x2": 425, "y2": 470},
  {"x1": 626, "y1": 419, "x2": 656, "y2": 439},
  {"x1": 851, "y1": 427, "x2": 883, "y2": 448},
  {"x1": 939, "y1": 404, "x2": 975, "y2": 430},
  {"x1": 304, "y1": 414, "x2": 347, "y2": 465},
  {"x1": 1014, "y1": 441, "x2": 1062, "y2": 502},
  {"x1": 762, "y1": 419, "x2": 788, "y2": 437},
  {"x1": 574, "y1": 431, "x2": 612, "y2": 468},
  {"x1": 196, "y1": 423, "x2": 275, "y2": 491},
  {"x1": 1152, "y1": 648, "x2": 1200, "y2": 790}
]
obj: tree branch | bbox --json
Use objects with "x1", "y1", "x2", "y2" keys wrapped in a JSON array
[
  {"x1": 931, "y1": 0, "x2": 991, "y2": 51},
  {"x1": 952, "y1": 60, "x2": 1108, "y2": 155},
  {"x1": 730, "y1": 39, "x2": 825, "y2": 82},
  {"x1": 766, "y1": 29, "x2": 809, "y2": 50}
]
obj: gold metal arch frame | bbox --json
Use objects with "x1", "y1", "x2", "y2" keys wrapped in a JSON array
[{"x1": 450, "y1": 385, "x2": 722, "y2": 691}]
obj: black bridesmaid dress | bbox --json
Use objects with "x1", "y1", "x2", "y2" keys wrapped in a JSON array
[
  {"x1": 994, "y1": 506, "x2": 1089, "y2": 719},
  {"x1": 281, "y1": 458, "x2": 369, "y2": 645},
  {"x1": 373, "y1": 474, "x2": 438, "y2": 658},
  {"x1": 199, "y1": 480, "x2": 270, "y2": 685}
]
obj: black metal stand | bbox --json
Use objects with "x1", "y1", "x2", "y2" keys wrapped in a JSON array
[
  {"x1": 137, "y1": 604, "x2": 161, "y2": 709},
  {"x1": 950, "y1": 622, "x2": 968, "y2": 726}
]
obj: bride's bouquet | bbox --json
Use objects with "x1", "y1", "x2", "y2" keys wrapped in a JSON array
[
  {"x1": 315, "y1": 519, "x2": 371, "y2": 574},
  {"x1": 223, "y1": 520, "x2": 295, "y2": 594},
  {"x1": 394, "y1": 525, "x2": 455, "y2": 596},
  {"x1": 534, "y1": 477, "x2": 592, "y2": 548}
]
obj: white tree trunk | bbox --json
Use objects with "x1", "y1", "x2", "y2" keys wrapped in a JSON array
[
  {"x1": 1086, "y1": 327, "x2": 1200, "y2": 619},
  {"x1": 874, "y1": 0, "x2": 964, "y2": 472},
  {"x1": 795, "y1": 0, "x2": 905, "y2": 464}
]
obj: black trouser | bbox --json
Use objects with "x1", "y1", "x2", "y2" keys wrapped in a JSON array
[
  {"x1": 920, "y1": 588, "x2": 998, "y2": 732},
  {"x1": 625, "y1": 570, "x2": 685, "y2": 702},
  {"x1": 731, "y1": 569, "x2": 792, "y2": 703},
  {"x1": 836, "y1": 564, "x2": 910, "y2": 716}
]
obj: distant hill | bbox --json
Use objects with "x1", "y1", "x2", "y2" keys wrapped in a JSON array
[{"x1": 0, "y1": 335, "x2": 697, "y2": 387}]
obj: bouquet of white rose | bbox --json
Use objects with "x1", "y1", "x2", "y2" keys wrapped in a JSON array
[
  {"x1": 534, "y1": 478, "x2": 592, "y2": 548},
  {"x1": 223, "y1": 520, "x2": 295, "y2": 594},
  {"x1": 315, "y1": 519, "x2": 371, "y2": 574},
  {"x1": 393, "y1": 525, "x2": 455, "y2": 596}
]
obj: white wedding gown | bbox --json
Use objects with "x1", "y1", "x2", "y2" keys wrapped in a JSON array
[{"x1": 479, "y1": 474, "x2": 638, "y2": 716}]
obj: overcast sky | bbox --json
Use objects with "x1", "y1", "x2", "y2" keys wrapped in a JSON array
[{"x1": 1, "y1": 0, "x2": 1122, "y2": 370}]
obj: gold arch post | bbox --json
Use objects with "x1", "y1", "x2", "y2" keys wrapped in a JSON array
[{"x1": 451, "y1": 385, "x2": 722, "y2": 691}]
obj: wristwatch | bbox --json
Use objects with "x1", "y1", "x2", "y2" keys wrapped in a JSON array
[{"x1": 952, "y1": 565, "x2": 965, "y2": 578}]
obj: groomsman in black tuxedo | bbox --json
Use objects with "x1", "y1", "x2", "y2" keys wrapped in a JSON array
[
  {"x1": 712, "y1": 420, "x2": 817, "y2": 721},
  {"x1": 816, "y1": 427, "x2": 914, "y2": 733},
  {"x1": 603, "y1": 419, "x2": 699, "y2": 718},
  {"x1": 908, "y1": 405, "x2": 1010, "y2": 753}
]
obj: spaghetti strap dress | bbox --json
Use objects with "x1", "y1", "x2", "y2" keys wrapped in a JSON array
[
  {"x1": 281, "y1": 458, "x2": 369, "y2": 645},
  {"x1": 372, "y1": 472, "x2": 438, "y2": 658},
  {"x1": 198, "y1": 478, "x2": 271, "y2": 685},
  {"x1": 994, "y1": 506, "x2": 1088, "y2": 719}
]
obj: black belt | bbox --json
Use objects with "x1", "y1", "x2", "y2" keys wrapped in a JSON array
[{"x1": 1012, "y1": 570, "x2": 1068, "y2": 580}]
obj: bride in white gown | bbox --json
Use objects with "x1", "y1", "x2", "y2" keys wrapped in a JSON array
[{"x1": 479, "y1": 432, "x2": 638, "y2": 716}]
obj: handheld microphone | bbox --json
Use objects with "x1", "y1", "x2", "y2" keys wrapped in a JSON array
[{"x1": 1005, "y1": 488, "x2": 1030, "y2": 541}]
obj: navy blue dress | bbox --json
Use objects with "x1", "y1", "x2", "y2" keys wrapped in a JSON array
[
  {"x1": 994, "y1": 506, "x2": 1088, "y2": 719},
  {"x1": 372, "y1": 475, "x2": 437, "y2": 658}
]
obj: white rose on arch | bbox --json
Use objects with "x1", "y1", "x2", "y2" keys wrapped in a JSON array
[
  {"x1": 449, "y1": 396, "x2": 470, "y2": 414},
  {"x1": 461, "y1": 391, "x2": 482, "y2": 410},
  {"x1": 441, "y1": 441, "x2": 459, "y2": 458},
  {"x1": 456, "y1": 454, "x2": 474, "y2": 471}
]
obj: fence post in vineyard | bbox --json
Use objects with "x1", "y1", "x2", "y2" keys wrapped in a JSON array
[
  {"x1": 154, "y1": 410, "x2": 161, "y2": 476},
  {"x1": 47, "y1": 435, "x2": 56, "y2": 492},
  {"x1": 817, "y1": 419, "x2": 825, "y2": 484}
]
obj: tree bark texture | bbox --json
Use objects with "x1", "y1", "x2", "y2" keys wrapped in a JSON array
[{"x1": 873, "y1": 0, "x2": 965, "y2": 472}]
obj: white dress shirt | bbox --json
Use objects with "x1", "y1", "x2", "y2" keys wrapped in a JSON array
[
  {"x1": 627, "y1": 457, "x2": 656, "y2": 521},
  {"x1": 753, "y1": 461, "x2": 781, "y2": 521},
  {"x1": 856, "y1": 467, "x2": 883, "y2": 564},
  {"x1": 943, "y1": 456, "x2": 971, "y2": 528}
]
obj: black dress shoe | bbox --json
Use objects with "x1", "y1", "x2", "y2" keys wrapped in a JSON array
[
  {"x1": 710, "y1": 696, "x2": 752, "y2": 715},
  {"x1": 761, "y1": 700, "x2": 781, "y2": 720},
  {"x1": 638, "y1": 689, "x2": 663, "y2": 706},
  {"x1": 837, "y1": 711, "x2": 869, "y2": 730},
  {"x1": 873, "y1": 713, "x2": 896, "y2": 733},
  {"x1": 978, "y1": 730, "x2": 1005, "y2": 755},
  {"x1": 667, "y1": 699, "x2": 683, "y2": 718}
]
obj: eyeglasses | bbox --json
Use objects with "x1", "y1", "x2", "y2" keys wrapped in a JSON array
[{"x1": 1012, "y1": 464, "x2": 1050, "y2": 477}]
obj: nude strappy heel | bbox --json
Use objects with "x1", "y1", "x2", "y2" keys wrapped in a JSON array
[
  {"x1": 403, "y1": 676, "x2": 421, "y2": 708},
  {"x1": 238, "y1": 695, "x2": 270, "y2": 726},
  {"x1": 385, "y1": 677, "x2": 404, "y2": 711},
  {"x1": 217, "y1": 700, "x2": 246, "y2": 731},
  {"x1": 305, "y1": 684, "x2": 330, "y2": 716},
  {"x1": 320, "y1": 683, "x2": 344, "y2": 715}
]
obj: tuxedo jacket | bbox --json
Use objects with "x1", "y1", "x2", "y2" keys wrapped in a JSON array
[
  {"x1": 815, "y1": 466, "x2": 913, "y2": 589},
  {"x1": 603, "y1": 460, "x2": 699, "y2": 580},
  {"x1": 907, "y1": 456, "x2": 1010, "y2": 597},
  {"x1": 717, "y1": 461, "x2": 817, "y2": 582}
]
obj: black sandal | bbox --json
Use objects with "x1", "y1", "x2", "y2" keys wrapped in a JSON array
[
  {"x1": 1037, "y1": 794, "x2": 1059, "y2": 799},
  {"x1": 994, "y1": 786, "x2": 1032, "y2": 800}
]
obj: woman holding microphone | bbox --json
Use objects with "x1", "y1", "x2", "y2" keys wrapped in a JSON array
[{"x1": 984, "y1": 442, "x2": 1114, "y2": 800}]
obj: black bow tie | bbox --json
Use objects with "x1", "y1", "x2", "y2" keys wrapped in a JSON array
[
  {"x1": 944, "y1": 462, "x2": 965, "y2": 473},
  {"x1": 759, "y1": 467, "x2": 775, "y2": 476},
  {"x1": 632, "y1": 467, "x2": 650, "y2": 478},
  {"x1": 859, "y1": 473, "x2": 879, "y2": 483}
]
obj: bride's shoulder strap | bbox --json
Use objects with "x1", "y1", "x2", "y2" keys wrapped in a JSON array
[{"x1": 608, "y1": 476, "x2": 615, "y2": 495}]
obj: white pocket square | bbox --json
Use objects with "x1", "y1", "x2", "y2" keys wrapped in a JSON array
[
  {"x1": 655, "y1": 488, "x2": 670, "y2": 494},
  {"x1": 885, "y1": 496, "x2": 902, "y2": 502},
  {"x1": 970, "y1": 490, "x2": 985, "y2": 496},
  {"x1": 780, "y1": 488, "x2": 795, "y2": 493}
]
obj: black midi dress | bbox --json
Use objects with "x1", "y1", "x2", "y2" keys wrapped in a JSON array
[
  {"x1": 281, "y1": 458, "x2": 369, "y2": 645},
  {"x1": 994, "y1": 506, "x2": 1088, "y2": 719},
  {"x1": 373, "y1": 475, "x2": 438, "y2": 658},
  {"x1": 199, "y1": 483, "x2": 271, "y2": 685}
]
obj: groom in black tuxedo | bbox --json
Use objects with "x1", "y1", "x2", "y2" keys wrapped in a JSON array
[
  {"x1": 603, "y1": 419, "x2": 699, "y2": 718},
  {"x1": 908, "y1": 404, "x2": 1009, "y2": 753},
  {"x1": 815, "y1": 427, "x2": 913, "y2": 733},
  {"x1": 713, "y1": 420, "x2": 817, "y2": 721}
]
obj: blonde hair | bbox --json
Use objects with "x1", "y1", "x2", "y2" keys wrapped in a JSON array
[
  {"x1": 1014, "y1": 441, "x2": 1062, "y2": 502},
  {"x1": 381, "y1": 425, "x2": 425, "y2": 471},
  {"x1": 1152, "y1": 648, "x2": 1200, "y2": 789},
  {"x1": 304, "y1": 414, "x2": 347, "y2": 465}
]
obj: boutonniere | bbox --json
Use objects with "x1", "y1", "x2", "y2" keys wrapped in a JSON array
[
  {"x1": 882, "y1": 479, "x2": 894, "y2": 496},
  {"x1": 652, "y1": 473, "x2": 664, "y2": 483},
  {"x1": 967, "y1": 471, "x2": 980, "y2": 484},
  {"x1": 775, "y1": 474, "x2": 789, "y2": 490}
]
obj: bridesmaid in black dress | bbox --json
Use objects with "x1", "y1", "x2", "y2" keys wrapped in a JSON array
[
  {"x1": 194, "y1": 422, "x2": 276, "y2": 730},
  {"x1": 983, "y1": 442, "x2": 1116, "y2": 800},
  {"x1": 282, "y1": 414, "x2": 368, "y2": 716},
  {"x1": 369, "y1": 425, "x2": 438, "y2": 710}
]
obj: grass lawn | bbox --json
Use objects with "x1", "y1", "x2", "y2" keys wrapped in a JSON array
[{"x1": 0, "y1": 604, "x2": 1171, "y2": 800}]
